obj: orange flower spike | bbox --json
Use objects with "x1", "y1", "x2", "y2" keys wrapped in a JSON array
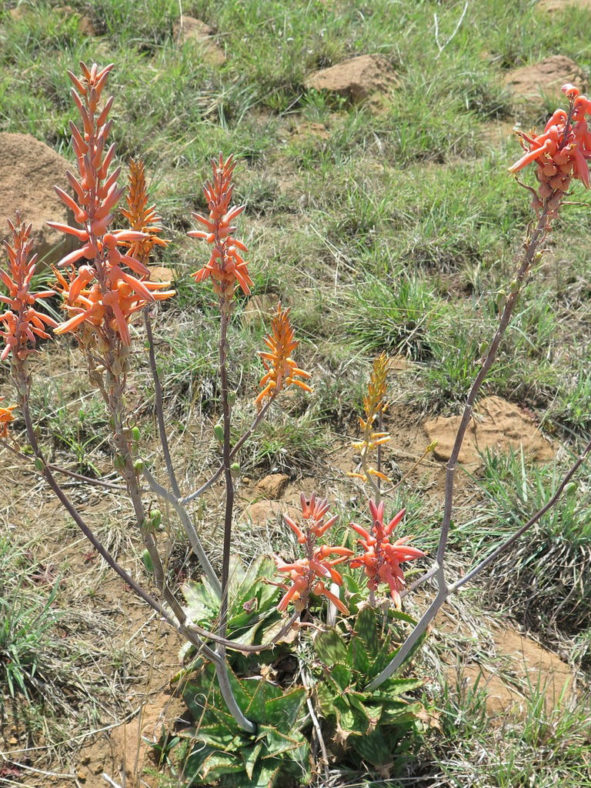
[
  {"x1": 0, "y1": 218, "x2": 57, "y2": 360},
  {"x1": 350, "y1": 500, "x2": 425, "y2": 608},
  {"x1": 188, "y1": 154, "x2": 252, "y2": 299},
  {"x1": 51, "y1": 64, "x2": 168, "y2": 343},
  {"x1": 274, "y1": 494, "x2": 350, "y2": 615},
  {"x1": 510, "y1": 84, "x2": 591, "y2": 221},
  {"x1": 256, "y1": 305, "x2": 312, "y2": 408},
  {"x1": 121, "y1": 159, "x2": 170, "y2": 267}
]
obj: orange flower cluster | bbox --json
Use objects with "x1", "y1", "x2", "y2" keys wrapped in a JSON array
[
  {"x1": 350, "y1": 500, "x2": 425, "y2": 608},
  {"x1": 188, "y1": 154, "x2": 252, "y2": 299},
  {"x1": 0, "y1": 398, "x2": 16, "y2": 438},
  {"x1": 509, "y1": 83, "x2": 591, "y2": 219},
  {"x1": 50, "y1": 63, "x2": 173, "y2": 345},
  {"x1": 255, "y1": 304, "x2": 312, "y2": 408},
  {"x1": 276, "y1": 493, "x2": 353, "y2": 614},
  {"x1": 121, "y1": 159, "x2": 169, "y2": 266},
  {"x1": 0, "y1": 217, "x2": 57, "y2": 361},
  {"x1": 349, "y1": 353, "x2": 391, "y2": 483}
]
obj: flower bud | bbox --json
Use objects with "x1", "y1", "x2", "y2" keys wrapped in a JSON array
[{"x1": 140, "y1": 549, "x2": 154, "y2": 574}]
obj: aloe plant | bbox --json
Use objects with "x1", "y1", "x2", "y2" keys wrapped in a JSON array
[
  {"x1": 312, "y1": 605, "x2": 424, "y2": 771},
  {"x1": 175, "y1": 664, "x2": 309, "y2": 787}
]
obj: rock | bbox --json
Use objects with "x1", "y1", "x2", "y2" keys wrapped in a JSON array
[
  {"x1": 304, "y1": 54, "x2": 399, "y2": 103},
  {"x1": 173, "y1": 15, "x2": 226, "y2": 66},
  {"x1": 504, "y1": 55, "x2": 586, "y2": 107},
  {"x1": 424, "y1": 395, "x2": 554, "y2": 467},
  {"x1": 537, "y1": 0, "x2": 591, "y2": 10},
  {"x1": 255, "y1": 473, "x2": 290, "y2": 499},
  {"x1": 0, "y1": 133, "x2": 77, "y2": 266},
  {"x1": 241, "y1": 293, "x2": 278, "y2": 327},
  {"x1": 453, "y1": 626, "x2": 574, "y2": 720}
]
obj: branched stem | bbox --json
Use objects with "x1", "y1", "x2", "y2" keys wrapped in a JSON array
[
  {"x1": 143, "y1": 466, "x2": 221, "y2": 597},
  {"x1": 180, "y1": 396, "x2": 274, "y2": 505},
  {"x1": 367, "y1": 204, "x2": 559, "y2": 689},
  {"x1": 144, "y1": 308, "x2": 181, "y2": 498},
  {"x1": 12, "y1": 360, "x2": 220, "y2": 664}
]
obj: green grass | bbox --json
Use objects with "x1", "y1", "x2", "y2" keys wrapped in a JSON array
[
  {"x1": 430, "y1": 670, "x2": 591, "y2": 787},
  {"x1": 456, "y1": 450, "x2": 591, "y2": 664},
  {"x1": 0, "y1": 538, "x2": 62, "y2": 699}
]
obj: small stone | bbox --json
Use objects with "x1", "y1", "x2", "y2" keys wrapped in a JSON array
[
  {"x1": 424, "y1": 396, "x2": 555, "y2": 467},
  {"x1": 56, "y1": 6, "x2": 97, "y2": 35},
  {"x1": 243, "y1": 500, "x2": 284, "y2": 526},
  {"x1": 148, "y1": 265, "x2": 175, "y2": 283},
  {"x1": 8, "y1": 736, "x2": 18, "y2": 746},
  {"x1": 289, "y1": 122, "x2": 331, "y2": 140},
  {"x1": 537, "y1": 0, "x2": 591, "y2": 11},
  {"x1": 76, "y1": 770, "x2": 87, "y2": 782},
  {"x1": 255, "y1": 473, "x2": 290, "y2": 499}
]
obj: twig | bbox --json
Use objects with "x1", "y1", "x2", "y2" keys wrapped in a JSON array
[
  {"x1": 101, "y1": 774, "x2": 123, "y2": 788},
  {"x1": 0, "y1": 438, "x2": 127, "y2": 490},
  {"x1": 450, "y1": 436, "x2": 591, "y2": 593},
  {"x1": 0, "y1": 758, "x2": 77, "y2": 781},
  {"x1": 434, "y1": 1, "x2": 469, "y2": 59}
]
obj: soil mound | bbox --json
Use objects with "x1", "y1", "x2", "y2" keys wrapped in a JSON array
[
  {"x1": 504, "y1": 55, "x2": 586, "y2": 109},
  {"x1": 424, "y1": 395, "x2": 555, "y2": 467},
  {"x1": 173, "y1": 15, "x2": 226, "y2": 65},
  {"x1": 304, "y1": 54, "x2": 399, "y2": 103},
  {"x1": 0, "y1": 132, "x2": 77, "y2": 266}
]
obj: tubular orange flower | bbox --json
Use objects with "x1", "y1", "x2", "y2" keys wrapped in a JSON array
[
  {"x1": 50, "y1": 63, "x2": 172, "y2": 344},
  {"x1": 275, "y1": 493, "x2": 352, "y2": 614},
  {"x1": 0, "y1": 399, "x2": 16, "y2": 438},
  {"x1": 509, "y1": 83, "x2": 591, "y2": 221},
  {"x1": 255, "y1": 304, "x2": 312, "y2": 408},
  {"x1": 188, "y1": 154, "x2": 252, "y2": 299},
  {"x1": 350, "y1": 500, "x2": 425, "y2": 608},
  {"x1": 0, "y1": 217, "x2": 57, "y2": 360}
]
